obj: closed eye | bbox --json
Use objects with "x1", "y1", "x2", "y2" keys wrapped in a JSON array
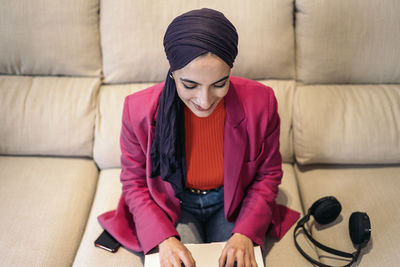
[
  {"x1": 182, "y1": 82, "x2": 197, "y2": 89},
  {"x1": 214, "y1": 82, "x2": 227, "y2": 88}
]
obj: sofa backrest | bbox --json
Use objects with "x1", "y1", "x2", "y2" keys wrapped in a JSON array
[
  {"x1": 0, "y1": 0, "x2": 102, "y2": 77},
  {"x1": 295, "y1": 0, "x2": 400, "y2": 84},
  {"x1": 99, "y1": 0, "x2": 296, "y2": 84},
  {"x1": 0, "y1": 0, "x2": 102, "y2": 157},
  {"x1": 93, "y1": 79, "x2": 297, "y2": 169},
  {"x1": 293, "y1": 0, "x2": 400, "y2": 165},
  {"x1": 4, "y1": 0, "x2": 397, "y2": 167},
  {"x1": 293, "y1": 84, "x2": 400, "y2": 165}
]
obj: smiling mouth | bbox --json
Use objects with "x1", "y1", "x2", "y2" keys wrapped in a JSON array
[{"x1": 191, "y1": 101, "x2": 214, "y2": 112}]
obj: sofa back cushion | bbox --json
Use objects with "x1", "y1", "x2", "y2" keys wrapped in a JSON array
[
  {"x1": 94, "y1": 80, "x2": 295, "y2": 169},
  {"x1": 0, "y1": 76, "x2": 100, "y2": 157},
  {"x1": 296, "y1": 0, "x2": 400, "y2": 84},
  {"x1": 293, "y1": 85, "x2": 400, "y2": 165},
  {"x1": 93, "y1": 83, "x2": 155, "y2": 169},
  {"x1": 0, "y1": 0, "x2": 102, "y2": 76},
  {"x1": 100, "y1": 0, "x2": 295, "y2": 84}
]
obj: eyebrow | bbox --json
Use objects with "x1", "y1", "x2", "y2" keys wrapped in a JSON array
[{"x1": 180, "y1": 75, "x2": 229, "y2": 85}]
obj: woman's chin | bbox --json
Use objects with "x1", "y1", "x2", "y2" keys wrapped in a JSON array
[
  {"x1": 190, "y1": 102, "x2": 216, "y2": 117},
  {"x1": 191, "y1": 108, "x2": 214, "y2": 117}
]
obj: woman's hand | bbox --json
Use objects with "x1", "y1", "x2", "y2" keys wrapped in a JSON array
[
  {"x1": 219, "y1": 233, "x2": 258, "y2": 267},
  {"x1": 159, "y1": 236, "x2": 196, "y2": 267}
]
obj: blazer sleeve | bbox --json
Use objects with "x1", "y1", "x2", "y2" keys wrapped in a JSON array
[
  {"x1": 232, "y1": 90, "x2": 283, "y2": 247},
  {"x1": 120, "y1": 96, "x2": 179, "y2": 254}
]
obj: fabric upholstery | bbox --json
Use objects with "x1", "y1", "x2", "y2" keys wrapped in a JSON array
[
  {"x1": 259, "y1": 80, "x2": 295, "y2": 163},
  {"x1": 73, "y1": 169, "x2": 144, "y2": 266},
  {"x1": 0, "y1": 156, "x2": 98, "y2": 267},
  {"x1": 264, "y1": 164, "x2": 319, "y2": 266},
  {"x1": 295, "y1": 164, "x2": 400, "y2": 267},
  {"x1": 0, "y1": 0, "x2": 102, "y2": 76},
  {"x1": 296, "y1": 0, "x2": 400, "y2": 84},
  {"x1": 100, "y1": 0, "x2": 295, "y2": 83},
  {"x1": 93, "y1": 80, "x2": 295, "y2": 169},
  {"x1": 93, "y1": 83, "x2": 156, "y2": 169},
  {"x1": 293, "y1": 84, "x2": 400, "y2": 165},
  {"x1": 0, "y1": 75, "x2": 101, "y2": 157}
]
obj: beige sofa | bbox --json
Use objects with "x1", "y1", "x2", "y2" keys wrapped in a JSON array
[{"x1": 1, "y1": 0, "x2": 399, "y2": 266}]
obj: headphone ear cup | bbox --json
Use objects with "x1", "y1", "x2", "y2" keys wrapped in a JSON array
[
  {"x1": 311, "y1": 196, "x2": 342, "y2": 225},
  {"x1": 349, "y1": 212, "x2": 371, "y2": 247}
]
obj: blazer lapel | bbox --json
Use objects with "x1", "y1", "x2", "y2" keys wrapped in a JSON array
[{"x1": 223, "y1": 82, "x2": 248, "y2": 218}]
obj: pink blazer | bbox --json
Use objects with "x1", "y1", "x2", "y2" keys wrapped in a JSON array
[{"x1": 98, "y1": 76, "x2": 299, "y2": 254}]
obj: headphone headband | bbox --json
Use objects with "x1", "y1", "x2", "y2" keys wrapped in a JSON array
[{"x1": 293, "y1": 196, "x2": 371, "y2": 267}]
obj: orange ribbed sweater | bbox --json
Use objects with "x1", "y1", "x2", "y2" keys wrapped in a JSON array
[{"x1": 184, "y1": 99, "x2": 225, "y2": 190}]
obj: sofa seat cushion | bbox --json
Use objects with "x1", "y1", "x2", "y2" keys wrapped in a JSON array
[
  {"x1": 295, "y1": 164, "x2": 400, "y2": 266},
  {"x1": 0, "y1": 156, "x2": 98, "y2": 266},
  {"x1": 73, "y1": 168, "x2": 144, "y2": 266},
  {"x1": 0, "y1": 76, "x2": 101, "y2": 157},
  {"x1": 74, "y1": 164, "x2": 313, "y2": 266}
]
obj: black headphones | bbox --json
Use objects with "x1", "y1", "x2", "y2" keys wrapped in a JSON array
[{"x1": 294, "y1": 196, "x2": 371, "y2": 267}]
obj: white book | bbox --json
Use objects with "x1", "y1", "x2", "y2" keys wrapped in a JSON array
[{"x1": 145, "y1": 242, "x2": 264, "y2": 267}]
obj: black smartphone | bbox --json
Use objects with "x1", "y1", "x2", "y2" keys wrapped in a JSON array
[{"x1": 94, "y1": 230, "x2": 121, "y2": 253}]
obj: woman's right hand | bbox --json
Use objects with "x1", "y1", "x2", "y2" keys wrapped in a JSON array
[{"x1": 158, "y1": 236, "x2": 196, "y2": 267}]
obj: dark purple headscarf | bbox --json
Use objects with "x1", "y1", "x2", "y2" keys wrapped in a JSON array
[{"x1": 150, "y1": 8, "x2": 238, "y2": 198}]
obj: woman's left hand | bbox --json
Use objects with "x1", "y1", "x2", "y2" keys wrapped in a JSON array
[{"x1": 218, "y1": 233, "x2": 258, "y2": 267}]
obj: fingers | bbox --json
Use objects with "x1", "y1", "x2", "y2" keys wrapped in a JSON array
[
  {"x1": 224, "y1": 252, "x2": 257, "y2": 267},
  {"x1": 219, "y1": 233, "x2": 258, "y2": 267},
  {"x1": 219, "y1": 246, "x2": 228, "y2": 267},
  {"x1": 178, "y1": 249, "x2": 196, "y2": 267},
  {"x1": 161, "y1": 251, "x2": 195, "y2": 267},
  {"x1": 223, "y1": 248, "x2": 242, "y2": 267},
  {"x1": 159, "y1": 237, "x2": 196, "y2": 267},
  {"x1": 249, "y1": 246, "x2": 258, "y2": 267},
  {"x1": 171, "y1": 254, "x2": 182, "y2": 267}
]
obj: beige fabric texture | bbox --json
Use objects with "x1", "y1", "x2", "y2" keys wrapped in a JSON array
[
  {"x1": 295, "y1": 164, "x2": 400, "y2": 267},
  {"x1": 93, "y1": 83, "x2": 156, "y2": 169},
  {"x1": 0, "y1": 0, "x2": 102, "y2": 76},
  {"x1": 0, "y1": 76, "x2": 101, "y2": 157},
  {"x1": 293, "y1": 84, "x2": 400, "y2": 165},
  {"x1": 73, "y1": 169, "x2": 144, "y2": 266},
  {"x1": 259, "y1": 80, "x2": 295, "y2": 163},
  {"x1": 0, "y1": 156, "x2": 98, "y2": 267},
  {"x1": 296, "y1": 0, "x2": 400, "y2": 84},
  {"x1": 74, "y1": 164, "x2": 313, "y2": 266},
  {"x1": 0, "y1": 0, "x2": 101, "y2": 76},
  {"x1": 100, "y1": 0, "x2": 295, "y2": 84},
  {"x1": 264, "y1": 164, "x2": 318, "y2": 266},
  {"x1": 93, "y1": 80, "x2": 295, "y2": 169}
]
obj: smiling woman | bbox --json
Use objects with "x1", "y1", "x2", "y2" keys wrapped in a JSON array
[
  {"x1": 97, "y1": 8, "x2": 300, "y2": 267},
  {"x1": 173, "y1": 53, "x2": 231, "y2": 117}
]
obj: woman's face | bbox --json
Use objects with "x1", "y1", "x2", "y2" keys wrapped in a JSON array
[{"x1": 172, "y1": 53, "x2": 231, "y2": 117}]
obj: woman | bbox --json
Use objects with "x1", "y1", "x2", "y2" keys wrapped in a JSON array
[{"x1": 98, "y1": 8, "x2": 299, "y2": 267}]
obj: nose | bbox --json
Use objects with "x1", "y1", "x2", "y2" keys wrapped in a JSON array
[{"x1": 197, "y1": 87, "x2": 213, "y2": 108}]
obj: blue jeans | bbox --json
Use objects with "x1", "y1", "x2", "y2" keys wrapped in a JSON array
[{"x1": 176, "y1": 187, "x2": 235, "y2": 244}]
